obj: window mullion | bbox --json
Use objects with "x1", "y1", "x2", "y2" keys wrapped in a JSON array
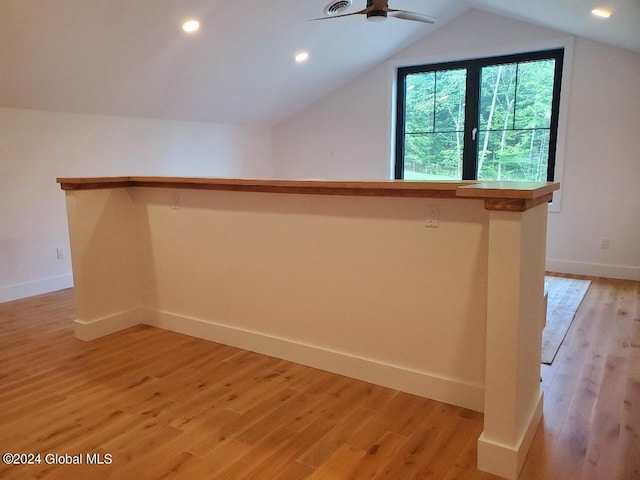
[
  {"x1": 462, "y1": 63, "x2": 480, "y2": 180},
  {"x1": 394, "y1": 70, "x2": 407, "y2": 179},
  {"x1": 547, "y1": 53, "x2": 564, "y2": 181},
  {"x1": 513, "y1": 63, "x2": 519, "y2": 131}
]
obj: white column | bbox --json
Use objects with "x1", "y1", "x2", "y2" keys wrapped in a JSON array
[{"x1": 478, "y1": 202, "x2": 548, "y2": 479}]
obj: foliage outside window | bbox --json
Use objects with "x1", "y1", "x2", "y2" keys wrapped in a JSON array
[{"x1": 395, "y1": 49, "x2": 564, "y2": 182}]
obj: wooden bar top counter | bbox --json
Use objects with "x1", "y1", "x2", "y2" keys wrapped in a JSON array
[{"x1": 57, "y1": 176, "x2": 559, "y2": 212}]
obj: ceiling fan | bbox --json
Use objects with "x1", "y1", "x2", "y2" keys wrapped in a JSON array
[{"x1": 312, "y1": 0, "x2": 437, "y2": 23}]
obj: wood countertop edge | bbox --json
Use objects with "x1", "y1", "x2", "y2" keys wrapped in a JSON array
[{"x1": 57, "y1": 176, "x2": 559, "y2": 211}]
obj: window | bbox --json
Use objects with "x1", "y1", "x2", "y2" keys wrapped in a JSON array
[{"x1": 395, "y1": 49, "x2": 564, "y2": 182}]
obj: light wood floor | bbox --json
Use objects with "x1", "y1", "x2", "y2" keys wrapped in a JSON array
[{"x1": 0, "y1": 275, "x2": 638, "y2": 479}]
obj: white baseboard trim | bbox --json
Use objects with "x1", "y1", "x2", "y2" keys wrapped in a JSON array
[
  {"x1": 75, "y1": 307, "x2": 484, "y2": 411},
  {"x1": 477, "y1": 390, "x2": 544, "y2": 480},
  {"x1": 74, "y1": 308, "x2": 148, "y2": 341},
  {"x1": 0, "y1": 274, "x2": 74, "y2": 303},
  {"x1": 148, "y1": 310, "x2": 485, "y2": 411},
  {"x1": 546, "y1": 259, "x2": 640, "y2": 281}
]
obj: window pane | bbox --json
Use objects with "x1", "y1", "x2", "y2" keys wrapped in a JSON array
[
  {"x1": 515, "y1": 60, "x2": 555, "y2": 129},
  {"x1": 479, "y1": 63, "x2": 517, "y2": 131},
  {"x1": 403, "y1": 69, "x2": 466, "y2": 180},
  {"x1": 435, "y1": 69, "x2": 466, "y2": 132},
  {"x1": 404, "y1": 132, "x2": 463, "y2": 180},
  {"x1": 405, "y1": 72, "x2": 435, "y2": 134},
  {"x1": 478, "y1": 58, "x2": 555, "y2": 181},
  {"x1": 477, "y1": 129, "x2": 550, "y2": 181}
]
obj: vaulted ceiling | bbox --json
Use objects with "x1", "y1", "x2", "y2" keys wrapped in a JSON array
[{"x1": 1, "y1": 0, "x2": 638, "y2": 126}]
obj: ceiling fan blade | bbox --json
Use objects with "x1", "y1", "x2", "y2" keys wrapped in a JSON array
[
  {"x1": 309, "y1": 8, "x2": 368, "y2": 21},
  {"x1": 388, "y1": 9, "x2": 437, "y2": 24}
]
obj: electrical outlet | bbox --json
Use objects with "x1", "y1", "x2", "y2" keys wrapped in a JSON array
[
  {"x1": 426, "y1": 205, "x2": 439, "y2": 227},
  {"x1": 600, "y1": 237, "x2": 609, "y2": 249},
  {"x1": 171, "y1": 192, "x2": 180, "y2": 210},
  {"x1": 56, "y1": 248, "x2": 65, "y2": 259}
]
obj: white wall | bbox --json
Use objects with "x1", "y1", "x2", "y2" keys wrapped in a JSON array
[
  {"x1": 3, "y1": 9, "x2": 638, "y2": 303},
  {"x1": 0, "y1": 108, "x2": 274, "y2": 302},
  {"x1": 273, "y1": 9, "x2": 640, "y2": 280},
  {"x1": 273, "y1": 62, "x2": 390, "y2": 180},
  {"x1": 545, "y1": 39, "x2": 640, "y2": 280},
  {"x1": 65, "y1": 186, "x2": 491, "y2": 410}
]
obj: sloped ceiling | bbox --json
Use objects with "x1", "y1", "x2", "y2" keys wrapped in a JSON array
[{"x1": 1, "y1": 0, "x2": 638, "y2": 126}]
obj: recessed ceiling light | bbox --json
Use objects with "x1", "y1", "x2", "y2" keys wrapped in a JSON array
[
  {"x1": 295, "y1": 51, "x2": 309, "y2": 63},
  {"x1": 591, "y1": 8, "x2": 612, "y2": 18},
  {"x1": 182, "y1": 19, "x2": 200, "y2": 33}
]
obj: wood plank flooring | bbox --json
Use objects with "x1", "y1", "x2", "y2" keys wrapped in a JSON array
[{"x1": 0, "y1": 275, "x2": 638, "y2": 479}]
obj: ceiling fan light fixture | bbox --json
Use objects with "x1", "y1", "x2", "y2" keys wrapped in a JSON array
[{"x1": 367, "y1": 10, "x2": 387, "y2": 22}]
